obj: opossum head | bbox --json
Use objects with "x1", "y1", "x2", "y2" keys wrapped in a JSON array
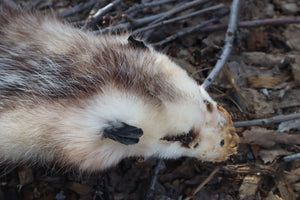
[{"x1": 157, "y1": 88, "x2": 239, "y2": 162}]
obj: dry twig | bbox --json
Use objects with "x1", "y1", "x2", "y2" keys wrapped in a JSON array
[
  {"x1": 124, "y1": 0, "x2": 177, "y2": 16},
  {"x1": 284, "y1": 153, "x2": 300, "y2": 162},
  {"x1": 151, "y1": 9, "x2": 229, "y2": 46},
  {"x1": 202, "y1": 0, "x2": 240, "y2": 89},
  {"x1": 184, "y1": 167, "x2": 220, "y2": 200},
  {"x1": 199, "y1": 17, "x2": 300, "y2": 33},
  {"x1": 86, "y1": 0, "x2": 124, "y2": 29},
  {"x1": 150, "y1": 0, "x2": 211, "y2": 25},
  {"x1": 96, "y1": 12, "x2": 167, "y2": 34},
  {"x1": 132, "y1": 4, "x2": 224, "y2": 35},
  {"x1": 59, "y1": 1, "x2": 97, "y2": 19},
  {"x1": 145, "y1": 159, "x2": 163, "y2": 200},
  {"x1": 234, "y1": 113, "x2": 300, "y2": 127}
]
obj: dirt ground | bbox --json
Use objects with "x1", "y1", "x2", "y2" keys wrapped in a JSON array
[{"x1": 0, "y1": 0, "x2": 300, "y2": 200}]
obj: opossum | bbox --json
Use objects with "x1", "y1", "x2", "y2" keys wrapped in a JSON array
[{"x1": 0, "y1": 4, "x2": 239, "y2": 172}]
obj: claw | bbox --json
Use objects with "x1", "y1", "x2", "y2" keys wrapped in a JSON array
[{"x1": 103, "y1": 122, "x2": 143, "y2": 145}]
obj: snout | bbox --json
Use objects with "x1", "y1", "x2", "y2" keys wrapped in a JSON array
[{"x1": 218, "y1": 105, "x2": 240, "y2": 158}]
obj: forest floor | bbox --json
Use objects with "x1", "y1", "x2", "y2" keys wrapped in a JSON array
[{"x1": 0, "y1": 0, "x2": 300, "y2": 200}]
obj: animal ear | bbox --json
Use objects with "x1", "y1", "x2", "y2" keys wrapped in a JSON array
[
  {"x1": 103, "y1": 122, "x2": 143, "y2": 145},
  {"x1": 128, "y1": 35, "x2": 148, "y2": 49}
]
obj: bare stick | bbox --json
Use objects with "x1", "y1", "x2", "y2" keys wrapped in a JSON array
[
  {"x1": 184, "y1": 167, "x2": 220, "y2": 200},
  {"x1": 110, "y1": 0, "x2": 177, "y2": 31},
  {"x1": 124, "y1": 0, "x2": 177, "y2": 15},
  {"x1": 284, "y1": 153, "x2": 300, "y2": 162},
  {"x1": 96, "y1": 12, "x2": 166, "y2": 34},
  {"x1": 234, "y1": 113, "x2": 300, "y2": 128},
  {"x1": 59, "y1": 1, "x2": 97, "y2": 19},
  {"x1": 202, "y1": 0, "x2": 240, "y2": 90},
  {"x1": 150, "y1": 0, "x2": 211, "y2": 25},
  {"x1": 151, "y1": 9, "x2": 229, "y2": 46},
  {"x1": 86, "y1": 0, "x2": 123, "y2": 28},
  {"x1": 132, "y1": 4, "x2": 224, "y2": 35},
  {"x1": 152, "y1": 18, "x2": 218, "y2": 46},
  {"x1": 199, "y1": 17, "x2": 300, "y2": 33},
  {"x1": 145, "y1": 159, "x2": 163, "y2": 200}
]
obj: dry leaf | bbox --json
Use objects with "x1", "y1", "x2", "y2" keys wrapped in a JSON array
[
  {"x1": 239, "y1": 175, "x2": 261, "y2": 199},
  {"x1": 266, "y1": 192, "x2": 283, "y2": 200},
  {"x1": 248, "y1": 76, "x2": 281, "y2": 89},
  {"x1": 275, "y1": 171, "x2": 296, "y2": 200},
  {"x1": 259, "y1": 148, "x2": 292, "y2": 164},
  {"x1": 241, "y1": 128, "x2": 300, "y2": 148},
  {"x1": 278, "y1": 119, "x2": 300, "y2": 132},
  {"x1": 285, "y1": 168, "x2": 300, "y2": 184},
  {"x1": 291, "y1": 56, "x2": 300, "y2": 86},
  {"x1": 65, "y1": 182, "x2": 92, "y2": 195},
  {"x1": 242, "y1": 52, "x2": 288, "y2": 68},
  {"x1": 291, "y1": 182, "x2": 300, "y2": 195},
  {"x1": 284, "y1": 24, "x2": 300, "y2": 51},
  {"x1": 241, "y1": 89, "x2": 274, "y2": 118}
]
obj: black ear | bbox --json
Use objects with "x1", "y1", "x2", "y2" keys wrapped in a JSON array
[
  {"x1": 128, "y1": 35, "x2": 148, "y2": 49},
  {"x1": 103, "y1": 122, "x2": 143, "y2": 145}
]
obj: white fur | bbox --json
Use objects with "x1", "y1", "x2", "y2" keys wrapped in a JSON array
[
  {"x1": 0, "y1": 7, "x2": 239, "y2": 172},
  {"x1": 0, "y1": 80, "x2": 237, "y2": 171}
]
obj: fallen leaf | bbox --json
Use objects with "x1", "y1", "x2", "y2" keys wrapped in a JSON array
[
  {"x1": 285, "y1": 168, "x2": 300, "y2": 184},
  {"x1": 291, "y1": 56, "x2": 300, "y2": 86},
  {"x1": 241, "y1": 128, "x2": 300, "y2": 148},
  {"x1": 259, "y1": 148, "x2": 292, "y2": 164},
  {"x1": 284, "y1": 24, "x2": 300, "y2": 51},
  {"x1": 278, "y1": 119, "x2": 300, "y2": 132},
  {"x1": 275, "y1": 171, "x2": 296, "y2": 200},
  {"x1": 291, "y1": 182, "x2": 300, "y2": 195},
  {"x1": 239, "y1": 175, "x2": 261, "y2": 199},
  {"x1": 274, "y1": 89, "x2": 300, "y2": 109},
  {"x1": 247, "y1": 30, "x2": 267, "y2": 51},
  {"x1": 242, "y1": 52, "x2": 289, "y2": 68},
  {"x1": 247, "y1": 76, "x2": 281, "y2": 89},
  {"x1": 65, "y1": 182, "x2": 92, "y2": 195},
  {"x1": 266, "y1": 192, "x2": 283, "y2": 200},
  {"x1": 241, "y1": 89, "x2": 274, "y2": 118}
]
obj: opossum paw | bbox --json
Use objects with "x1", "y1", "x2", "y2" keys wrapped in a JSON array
[{"x1": 103, "y1": 122, "x2": 143, "y2": 145}]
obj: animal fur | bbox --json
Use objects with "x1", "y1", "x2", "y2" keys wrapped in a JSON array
[{"x1": 0, "y1": 4, "x2": 239, "y2": 172}]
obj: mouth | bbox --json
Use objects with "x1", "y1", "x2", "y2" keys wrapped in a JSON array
[{"x1": 160, "y1": 129, "x2": 196, "y2": 148}]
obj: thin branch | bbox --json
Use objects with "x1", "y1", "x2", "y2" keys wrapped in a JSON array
[
  {"x1": 132, "y1": 4, "x2": 224, "y2": 35},
  {"x1": 198, "y1": 17, "x2": 300, "y2": 33},
  {"x1": 96, "y1": 12, "x2": 166, "y2": 34},
  {"x1": 98, "y1": 0, "x2": 211, "y2": 34},
  {"x1": 151, "y1": 9, "x2": 229, "y2": 46},
  {"x1": 86, "y1": 0, "x2": 124, "y2": 29},
  {"x1": 202, "y1": 0, "x2": 240, "y2": 90},
  {"x1": 150, "y1": 0, "x2": 211, "y2": 25},
  {"x1": 59, "y1": 1, "x2": 97, "y2": 19},
  {"x1": 145, "y1": 159, "x2": 163, "y2": 200},
  {"x1": 124, "y1": 0, "x2": 177, "y2": 15},
  {"x1": 184, "y1": 167, "x2": 220, "y2": 200},
  {"x1": 233, "y1": 113, "x2": 300, "y2": 128},
  {"x1": 284, "y1": 153, "x2": 300, "y2": 162}
]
